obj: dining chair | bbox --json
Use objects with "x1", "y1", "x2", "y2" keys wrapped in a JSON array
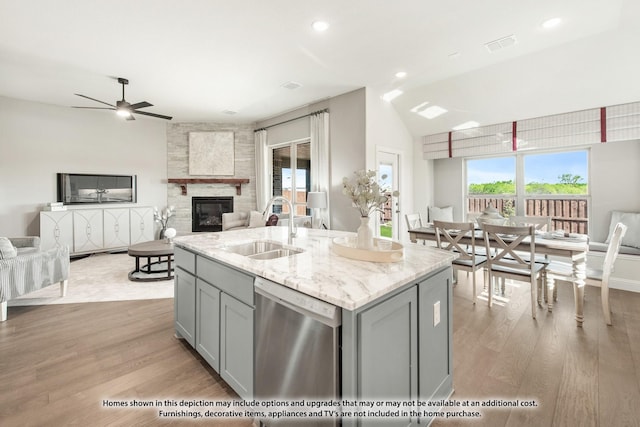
[
  {"x1": 405, "y1": 213, "x2": 425, "y2": 230},
  {"x1": 545, "y1": 222, "x2": 627, "y2": 325},
  {"x1": 482, "y1": 223, "x2": 546, "y2": 318},
  {"x1": 434, "y1": 220, "x2": 487, "y2": 304},
  {"x1": 507, "y1": 215, "x2": 552, "y2": 231}
]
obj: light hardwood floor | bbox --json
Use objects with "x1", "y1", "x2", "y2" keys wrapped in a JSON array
[{"x1": 1, "y1": 276, "x2": 639, "y2": 426}]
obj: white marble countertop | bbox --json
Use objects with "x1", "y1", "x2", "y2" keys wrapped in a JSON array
[{"x1": 173, "y1": 227, "x2": 456, "y2": 311}]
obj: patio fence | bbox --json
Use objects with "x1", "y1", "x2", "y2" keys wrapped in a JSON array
[{"x1": 468, "y1": 197, "x2": 589, "y2": 234}]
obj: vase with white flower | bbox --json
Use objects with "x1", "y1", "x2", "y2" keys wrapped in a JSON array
[
  {"x1": 342, "y1": 169, "x2": 399, "y2": 249},
  {"x1": 154, "y1": 206, "x2": 175, "y2": 239}
]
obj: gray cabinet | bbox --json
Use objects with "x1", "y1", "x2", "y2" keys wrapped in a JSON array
[
  {"x1": 196, "y1": 279, "x2": 220, "y2": 371},
  {"x1": 174, "y1": 266, "x2": 196, "y2": 347},
  {"x1": 174, "y1": 247, "x2": 255, "y2": 400},
  {"x1": 358, "y1": 287, "x2": 417, "y2": 427},
  {"x1": 342, "y1": 266, "x2": 453, "y2": 427},
  {"x1": 418, "y1": 268, "x2": 453, "y2": 426},
  {"x1": 220, "y1": 292, "x2": 254, "y2": 400}
]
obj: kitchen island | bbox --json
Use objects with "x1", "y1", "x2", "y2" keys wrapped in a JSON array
[{"x1": 173, "y1": 227, "x2": 456, "y2": 427}]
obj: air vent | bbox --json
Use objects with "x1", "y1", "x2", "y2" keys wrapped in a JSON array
[
  {"x1": 485, "y1": 34, "x2": 517, "y2": 53},
  {"x1": 281, "y1": 81, "x2": 302, "y2": 90}
]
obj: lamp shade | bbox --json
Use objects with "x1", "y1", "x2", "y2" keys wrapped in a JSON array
[{"x1": 307, "y1": 192, "x2": 327, "y2": 209}]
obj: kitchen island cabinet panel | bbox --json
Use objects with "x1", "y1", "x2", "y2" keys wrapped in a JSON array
[
  {"x1": 196, "y1": 279, "x2": 220, "y2": 372},
  {"x1": 418, "y1": 268, "x2": 453, "y2": 426},
  {"x1": 174, "y1": 266, "x2": 196, "y2": 347},
  {"x1": 198, "y1": 256, "x2": 254, "y2": 306},
  {"x1": 359, "y1": 286, "x2": 418, "y2": 427},
  {"x1": 220, "y1": 293, "x2": 254, "y2": 400}
]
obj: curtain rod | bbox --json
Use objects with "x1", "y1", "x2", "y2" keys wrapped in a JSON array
[{"x1": 254, "y1": 108, "x2": 328, "y2": 132}]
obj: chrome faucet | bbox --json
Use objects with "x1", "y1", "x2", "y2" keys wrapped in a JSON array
[{"x1": 262, "y1": 196, "x2": 297, "y2": 244}]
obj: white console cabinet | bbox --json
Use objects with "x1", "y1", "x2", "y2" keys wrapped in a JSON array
[{"x1": 40, "y1": 206, "x2": 155, "y2": 255}]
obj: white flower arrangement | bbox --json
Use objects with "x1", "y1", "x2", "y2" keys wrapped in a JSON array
[
  {"x1": 154, "y1": 206, "x2": 175, "y2": 229},
  {"x1": 342, "y1": 169, "x2": 399, "y2": 218}
]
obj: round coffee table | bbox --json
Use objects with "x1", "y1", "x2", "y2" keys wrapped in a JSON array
[{"x1": 127, "y1": 240, "x2": 175, "y2": 282}]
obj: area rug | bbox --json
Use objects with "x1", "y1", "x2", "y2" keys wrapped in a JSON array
[{"x1": 8, "y1": 252, "x2": 174, "y2": 307}]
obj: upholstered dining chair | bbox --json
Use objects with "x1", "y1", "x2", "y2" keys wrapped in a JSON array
[
  {"x1": 545, "y1": 222, "x2": 627, "y2": 325},
  {"x1": 434, "y1": 220, "x2": 487, "y2": 304},
  {"x1": 482, "y1": 223, "x2": 546, "y2": 318}
]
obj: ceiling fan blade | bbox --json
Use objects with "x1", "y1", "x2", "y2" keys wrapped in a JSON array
[
  {"x1": 74, "y1": 93, "x2": 115, "y2": 108},
  {"x1": 72, "y1": 106, "x2": 116, "y2": 110},
  {"x1": 129, "y1": 101, "x2": 153, "y2": 110},
  {"x1": 132, "y1": 110, "x2": 173, "y2": 120}
]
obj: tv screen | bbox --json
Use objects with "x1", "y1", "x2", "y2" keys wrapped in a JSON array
[{"x1": 57, "y1": 173, "x2": 137, "y2": 204}]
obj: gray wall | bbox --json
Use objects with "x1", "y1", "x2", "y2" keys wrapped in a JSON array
[
  {"x1": 255, "y1": 88, "x2": 366, "y2": 232},
  {"x1": 0, "y1": 96, "x2": 167, "y2": 237},
  {"x1": 166, "y1": 122, "x2": 256, "y2": 234}
]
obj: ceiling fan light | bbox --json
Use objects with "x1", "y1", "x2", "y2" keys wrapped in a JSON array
[{"x1": 116, "y1": 108, "x2": 131, "y2": 117}]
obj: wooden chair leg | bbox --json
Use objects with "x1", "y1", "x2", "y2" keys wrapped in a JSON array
[
  {"x1": 60, "y1": 280, "x2": 68, "y2": 297},
  {"x1": 547, "y1": 276, "x2": 555, "y2": 312},
  {"x1": 601, "y1": 279, "x2": 612, "y2": 325},
  {"x1": 530, "y1": 277, "x2": 537, "y2": 319},
  {"x1": 471, "y1": 270, "x2": 477, "y2": 305}
]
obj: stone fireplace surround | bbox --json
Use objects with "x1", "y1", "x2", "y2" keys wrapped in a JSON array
[{"x1": 167, "y1": 122, "x2": 257, "y2": 234}]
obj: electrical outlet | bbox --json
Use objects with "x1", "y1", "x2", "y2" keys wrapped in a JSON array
[{"x1": 434, "y1": 301, "x2": 441, "y2": 326}]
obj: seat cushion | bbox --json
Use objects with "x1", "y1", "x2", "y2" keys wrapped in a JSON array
[
  {"x1": 453, "y1": 255, "x2": 487, "y2": 268},
  {"x1": 605, "y1": 211, "x2": 640, "y2": 248},
  {"x1": 545, "y1": 260, "x2": 603, "y2": 281},
  {"x1": 429, "y1": 206, "x2": 453, "y2": 223},
  {"x1": 0, "y1": 237, "x2": 17, "y2": 259}
]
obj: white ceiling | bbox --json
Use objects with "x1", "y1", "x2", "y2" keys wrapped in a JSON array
[{"x1": 1, "y1": 0, "x2": 638, "y2": 137}]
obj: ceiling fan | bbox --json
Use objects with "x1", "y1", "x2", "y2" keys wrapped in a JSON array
[{"x1": 73, "y1": 77, "x2": 172, "y2": 121}]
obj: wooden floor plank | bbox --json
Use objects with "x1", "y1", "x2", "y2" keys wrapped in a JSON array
[{"x1": 1, "y1": 275, "x2": 639, "y2": 426}]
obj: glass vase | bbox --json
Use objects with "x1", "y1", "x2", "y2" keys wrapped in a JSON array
[{"x1": 357, "y1": 216, "x2": 374, "y2": 250}]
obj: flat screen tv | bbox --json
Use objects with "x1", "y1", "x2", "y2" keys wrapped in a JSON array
[{"x1": 57, "y1": 173, "x2": 137, "y2": 204}]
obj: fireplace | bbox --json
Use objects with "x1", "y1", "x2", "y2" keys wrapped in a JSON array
[{"x1": 192, "y1": 197, "x2": 233, "y2": 232}]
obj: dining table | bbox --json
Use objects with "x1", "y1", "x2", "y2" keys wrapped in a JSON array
[{"x1": 408, "y1": 225, "x2": 590, "y2": 327}]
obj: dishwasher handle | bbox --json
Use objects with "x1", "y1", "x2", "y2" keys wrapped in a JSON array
[{"x1": 255, "y1": 278, "x2": 341, "y2": 328}]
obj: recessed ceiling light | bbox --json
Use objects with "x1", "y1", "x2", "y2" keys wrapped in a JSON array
[
  {"x1": 417, "y1": 105, "x2": 448, "y2": 119},
  {"x1": 452, "y1": 121, "x2": 480, "y2": 130},
  {"x1": 381, "y1": 89, "x2": 403, "y2": 102},
  {"x1": 395, "y1": 71, "x2": 407, "y2": 79},
  {"x1": 222, "y1": 110, "x2": 237, "y2": 115},
  {"x1": 541, "y1": 17, "x2": 562, "y2": 29},
  {"x1": 312, "y1": 21, "x2": 329, "y2": 32}
]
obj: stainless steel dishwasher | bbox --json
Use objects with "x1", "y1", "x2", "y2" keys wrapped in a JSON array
[{"x1": 254, "y1": 277, "x2": 341, "y2": 427}]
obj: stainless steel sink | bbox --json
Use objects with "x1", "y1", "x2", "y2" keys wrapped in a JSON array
[
  {"x1": 223, "y1": 240, "x2": 303, "y2": 260},
  {"x1": 248, "y1": 248, "x2": 303, "y2": 260}
]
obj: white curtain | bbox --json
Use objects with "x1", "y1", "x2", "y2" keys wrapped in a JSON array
[
  {"x1": 254, "y1": 129, "x2": 269, "y2": 212},
  {"x1": 310, "y1": 111, "x2": 330, "y2": 228}
]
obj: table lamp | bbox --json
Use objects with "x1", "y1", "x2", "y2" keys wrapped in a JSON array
[{"x1": 307, "y1": 192, "x2": 327, "y2": 229}]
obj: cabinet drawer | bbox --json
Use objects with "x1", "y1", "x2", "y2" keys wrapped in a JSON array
[
  {"x1": 197, "y1": 256, "x2": 254, "y2": 306},
  {"x1": 175, "y1": 246, "x2": 196, "y2": 274}
]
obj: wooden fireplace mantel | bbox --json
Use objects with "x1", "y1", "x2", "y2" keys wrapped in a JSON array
[{"x1": 168, "y1": 178, "x2": 250, "y2": 196}]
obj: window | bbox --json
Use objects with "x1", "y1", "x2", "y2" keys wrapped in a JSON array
[
  {"x1": 466, "y1": 150, "x2": 590, "y2": 233},
  {"x1": 271, "y1": 141, "x2": 311, "y2": 216}
]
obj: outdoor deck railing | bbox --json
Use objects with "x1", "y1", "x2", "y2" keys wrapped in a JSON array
[{"x1": 468, "y1": 196, "x2": 589, "y2": 234}]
